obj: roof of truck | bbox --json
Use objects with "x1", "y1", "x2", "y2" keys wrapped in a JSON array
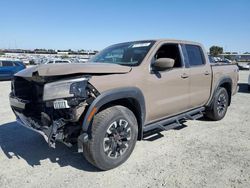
[
  {"x1": 157, "y1": 39, "x2": 202, "y2": 45},
  {"x1": 125, "y1": 39, "x2": 203, "y2": 46}
]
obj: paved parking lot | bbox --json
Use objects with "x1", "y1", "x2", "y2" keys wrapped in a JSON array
[{"x1": 0, "y1": 71, "x2": 250, "y2": 188}]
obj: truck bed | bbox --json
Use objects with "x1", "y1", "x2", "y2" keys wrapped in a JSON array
[{"x1": 210, "y1": 63, "x2": 238, "y2": 100}]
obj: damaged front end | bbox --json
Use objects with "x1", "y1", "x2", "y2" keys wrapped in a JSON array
[{"x1": 9, "y1": 75, "x2": 99, "y2": 148}]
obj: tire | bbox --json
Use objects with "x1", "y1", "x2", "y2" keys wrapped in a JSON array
[
  {"x1": 248, "y1": 85, "x2": 250, "y2": 91},
  {"x1": 205, "y1": 87, "x2": 229, "y2": 121},
  {"x1": 82, "y1": 105, "x2": 138, "y2": 170}
]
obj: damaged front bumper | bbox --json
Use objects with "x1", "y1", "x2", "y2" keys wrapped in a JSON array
[
  {"x1": 15, "y1": 111, "x2": 49, "y2": 143},
  {"x1": 14, "y1": 110, "x2": 67, "y2": 148},
  {"x1": 10, "y1": 94, "x2": 88, "y2": 149},
  {"x1": 9, "y1": 75, "x2": 99, "y2": 150}
]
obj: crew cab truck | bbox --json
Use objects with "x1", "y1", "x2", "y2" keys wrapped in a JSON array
[{"x1": 9, "y1": 39, "x2": 238, "y2": 170}]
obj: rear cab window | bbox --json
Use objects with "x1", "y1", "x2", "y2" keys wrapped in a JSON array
[{"x1": 185, "y1": 45, "x2": 205, "y2": 66}]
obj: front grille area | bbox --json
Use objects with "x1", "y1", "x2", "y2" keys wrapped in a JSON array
[
  {"x1": 12, "y1": 76, "x2": 45, "y2": 119},
  {"x1": 13, "y1": 77, "x2": 44, "y2": 102}
]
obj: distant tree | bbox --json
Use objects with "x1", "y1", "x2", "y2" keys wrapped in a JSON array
[
  {"x1": 209, "y1": 46, "x2": 223, "y2": 56},
  {"x1": 243, "y1": 52, "x2": 250, "y2": 54},
  {"x1": 0, "y1": 51, "x2": 5, "y2": 56}
]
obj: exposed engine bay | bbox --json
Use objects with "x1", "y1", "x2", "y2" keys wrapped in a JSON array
[{"x1": 9, "y1": 74, "x2": 99, "y2": 148}]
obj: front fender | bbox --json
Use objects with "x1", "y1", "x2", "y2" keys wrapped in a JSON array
[{"x1": 82, "y1": 87, "x2": 145, "y2": 132}]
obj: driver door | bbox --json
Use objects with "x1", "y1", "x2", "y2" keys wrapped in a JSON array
[{"x1": 145, "y1": 43, "x2": 190, "y2": 123}]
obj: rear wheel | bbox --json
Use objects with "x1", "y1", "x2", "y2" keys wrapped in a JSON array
[
  {"x1": 82, "y1": 105, "x2": 138, "y2": 170},
  {"x1": 205, "y1": 87, "x2": 229, "y2": 121}
]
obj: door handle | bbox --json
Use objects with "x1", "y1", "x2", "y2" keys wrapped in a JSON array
[
  {"x1": 204, "y1": 71, "x2": 210, "y2": 75},
  {"x1": 181, "y1": 73, "x2": 189, "y2": 79}
]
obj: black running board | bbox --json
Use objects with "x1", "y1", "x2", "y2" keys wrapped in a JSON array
[{"x1": 143, "y1": 107, "x2": 205, "y2": 138}]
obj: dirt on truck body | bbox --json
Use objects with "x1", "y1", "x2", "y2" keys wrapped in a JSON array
[{"x1": 9, "y1": 39, "x2": 239, "y2": 170}]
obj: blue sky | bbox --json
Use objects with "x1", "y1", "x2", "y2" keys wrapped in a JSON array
[{"x1": 0, "y1": 0, "x2": 249, "y2": 52}]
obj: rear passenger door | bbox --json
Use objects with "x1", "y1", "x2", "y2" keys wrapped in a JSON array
[{"x1": 183, "y1": 44, "x2": 212, "y2": 109}]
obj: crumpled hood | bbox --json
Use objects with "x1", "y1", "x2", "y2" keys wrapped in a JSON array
[{"x1": 15, "y1": 63, "x2": 132, "y2": 77}]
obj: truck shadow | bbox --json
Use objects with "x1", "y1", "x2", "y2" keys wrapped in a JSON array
[
  {"x1": 0, "y1": 121, "x2": 99, "y2": 172},
  {"x1": 238, "y1": 83, "x2": 249, "y2": 93}
]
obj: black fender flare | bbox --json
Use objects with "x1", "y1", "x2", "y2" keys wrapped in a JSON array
[
  {"x1": 207, "y1": 76, "x2": 232, "y2": 107},
  {"x1": 82, "y1": 87, "x2": 146, "y2": 136}
]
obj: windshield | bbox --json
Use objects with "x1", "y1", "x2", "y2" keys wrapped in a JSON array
[{"x1": 89, "y1": 41, "x2": 155, "y2": 66}]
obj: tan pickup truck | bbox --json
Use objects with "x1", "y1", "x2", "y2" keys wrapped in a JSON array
[{"x1": 9, "y1": 39, "x2": 238, "y2": 170}]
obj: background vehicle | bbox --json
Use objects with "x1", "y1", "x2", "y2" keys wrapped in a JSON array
[
  {"x1": 208, "y1": 55, "x2": 216, "y2": 63},
  {"x1": 237, "y1": 62, "x2": 250, "y2": 70},
  {"x1": 79, "y1": 58, "x2": 89, "y2": 63},
  {"x1": 44, "y1": 59, "x2": 72, "y2": 64},
  {"x1": 0, "y1": 60, "x2": 26, "y2": 80},
  {"x1": 209, "y1": 55, "x2": 232, "y2": 64},
  {"x1": 9, "y1": 39, "x2": 238, "y2": 170},
  {"x1": 248, "y1": 68, "x2": 250, "y2": 90},
  {"x1": 222, "y1": 58, "x2": 232, "y2": 64}
]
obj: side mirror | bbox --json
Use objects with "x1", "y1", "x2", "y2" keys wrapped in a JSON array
[{"x1": 152, "y1": 58, "x2": 175, "y2": 71}]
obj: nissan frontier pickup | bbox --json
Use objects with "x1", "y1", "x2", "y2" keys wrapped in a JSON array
[{"x1": 9, "y1": 39, "x2": 238, "y2": 170}]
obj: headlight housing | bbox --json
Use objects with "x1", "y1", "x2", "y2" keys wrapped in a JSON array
[
  {"x1": 69, "y1": 81, "x2": 88, "y2": 97},
  {"x1": 43, "y1": 77, "x2": 88, "y2": 101}
]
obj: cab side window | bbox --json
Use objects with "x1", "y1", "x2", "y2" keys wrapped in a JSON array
[
  {"x1": 154, "y1": 44, "x2": 182, "y2": 68},
  {"x1": 2, "y1": 61, "x2": 15, "y2": 67},
  {"x1": 185, "y1": 45, "x2": 205, "y2": 66}
]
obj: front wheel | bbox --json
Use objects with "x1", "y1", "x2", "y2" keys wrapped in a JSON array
[
  {"x1": 82, "y1": 105, "x2": 138, "y2": 170},
  {"x1": 205, "y1": 87, "x2": 229, "y2": 121}
]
